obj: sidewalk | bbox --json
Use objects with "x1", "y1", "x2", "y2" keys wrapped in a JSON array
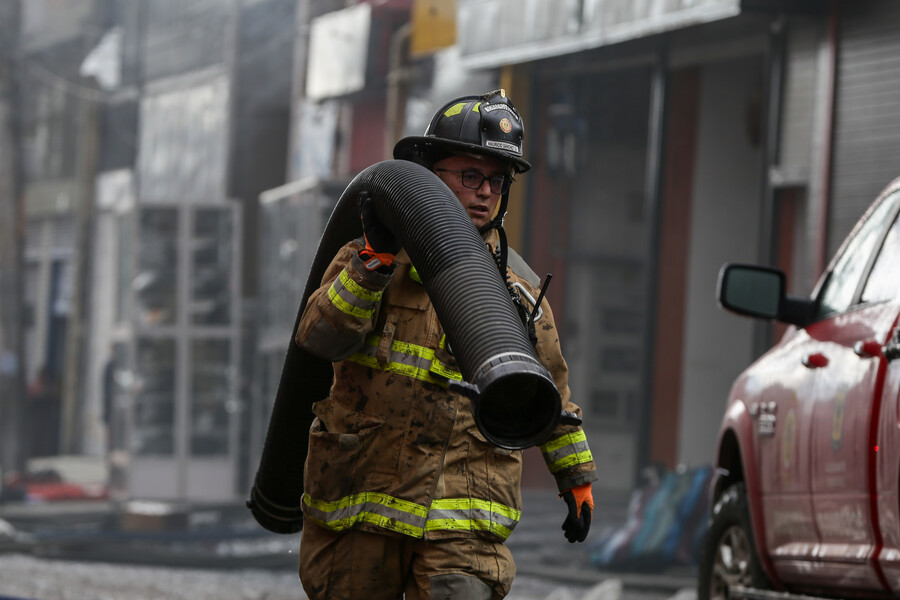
[{"x1": 0, "y1": 499, "x2": 300, "y2": 570}]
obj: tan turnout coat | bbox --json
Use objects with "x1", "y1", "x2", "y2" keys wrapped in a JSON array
[{"x1": 295, "y1": 230, "x2": 597, "y2": 542}]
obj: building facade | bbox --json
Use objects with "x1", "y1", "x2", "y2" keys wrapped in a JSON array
[{"x1": 6, "y1": 0, "x2": 900, "y2": 504}]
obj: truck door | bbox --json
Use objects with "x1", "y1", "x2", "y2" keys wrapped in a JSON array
[
  {"x1": 807, "y1": 191, "x2": 900, "y2": 593},
  {"x1": 753, "y1": 332, "x2": 820, "y2": 571},
  {"x1": 857, "y1": 205, "x2": 900, "y2": 592},
  {"x1": 876, "y1": 322, "x2": 900, "y2": 591}
]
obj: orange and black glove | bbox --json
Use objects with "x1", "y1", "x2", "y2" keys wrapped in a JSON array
[
  {"x1": 561, "y1": 482, "x2": 593, "y2": 543},
  {"x1": 358, "y1": 191, "x2": 401, "y2": 272}
]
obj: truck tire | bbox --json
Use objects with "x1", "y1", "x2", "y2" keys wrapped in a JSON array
[{"x1": 698, "y1": 482, "x2": 768, "y2": 600}]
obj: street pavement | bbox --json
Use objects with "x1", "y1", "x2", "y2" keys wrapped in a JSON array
[{"x1": 0, "y1": 553, "x2": 688, "y2": 600}]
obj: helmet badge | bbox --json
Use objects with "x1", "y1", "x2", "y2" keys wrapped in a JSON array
[{"x1": 499, "y1": 118, "x2": 512, "y2": 133}]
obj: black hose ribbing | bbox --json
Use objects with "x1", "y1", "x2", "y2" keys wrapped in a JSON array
[{"x1": 248, "y1": 160, "x2": 560, "y2": 534}]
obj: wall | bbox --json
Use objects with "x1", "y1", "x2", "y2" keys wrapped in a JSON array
[{"x1": 677, "y1": 56, "x2": 764, "y2": 467}]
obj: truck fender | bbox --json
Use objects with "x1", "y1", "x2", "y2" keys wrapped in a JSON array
[{"x1": 714, "y1": 398, "x2": 783, "y2": 590}]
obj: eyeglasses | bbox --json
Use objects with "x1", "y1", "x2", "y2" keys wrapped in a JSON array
[{"x1": 434, "y1": 168, "x2": 513, "y2": 195}]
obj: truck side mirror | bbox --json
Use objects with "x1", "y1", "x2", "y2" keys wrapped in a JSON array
[
  {"x1": 717, "y1": 263, "x2": 816, "y2": 327},
  {"x1": 717, "y1": 264, "x2": 784, "y2": 319}
]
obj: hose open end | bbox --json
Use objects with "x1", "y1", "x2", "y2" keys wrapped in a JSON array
[{"x1": 467, "y1": 352, "x2": 561, "y2": 450}]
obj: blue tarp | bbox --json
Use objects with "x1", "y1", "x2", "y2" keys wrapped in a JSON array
[{"x1": 591, "y1": 465, "x2": 712, "y2": 571}]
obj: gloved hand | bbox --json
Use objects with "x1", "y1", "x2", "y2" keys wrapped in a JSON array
[
  {"x1": 358, "y1": 191, "x2": 401, "y2": 271},
  {"x1": 561, "y1": 482, "x2": 593, "y2": 543}
]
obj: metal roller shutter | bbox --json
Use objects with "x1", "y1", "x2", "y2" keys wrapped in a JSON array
[{"x1": 831, "y1": 0, "x2": 900, "y2": 256}]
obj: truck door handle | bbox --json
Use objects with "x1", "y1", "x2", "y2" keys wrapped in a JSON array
[
  {"x1": 885, "y1": 329, "x2": 900, "y2": 361},
  {"x1": 854, "y1": 340, "x2": 883, "y2": 358},
  {"x1": 802, "y1": 353, "x2": 829, "y2": 369},
  {"x1": 886, "y1": 343, "x2": 900, "y2": 362}
]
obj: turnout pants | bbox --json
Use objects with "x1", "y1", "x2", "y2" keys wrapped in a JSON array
[{"x1": 298, "y1": 517, "x2": 515, "y2": 599}]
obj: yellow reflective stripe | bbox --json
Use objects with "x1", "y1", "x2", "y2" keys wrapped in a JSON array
[
  {"x1": 430, "y1": 359, "x2": 462, "y2": 381},
  {"x1": 408, "y1": 264, "x2": 422, "y2": 284},
  {"x1": 302, "y1": 492, "x2": 519, "y2": 540},
  {"x1": 541, "y1": 430, "x2": 586, "y2": 453},
  {"x1": 444, "y1": 102, "x2": 466, "y2": 117},
  {"x1": 391, "y1": 339, "x2": 431, "y2": 359},
  {"x1": 328, "y1": 285, "x2": 375, "y2": 319},
  {"x1": 388, "y1": 340, "x2": 461, "y2": 381},
  {"x1": 541, "y1": 431, "x2": 593, "y2": 474},
  {"x1": 350, "y1": 351, "x2": 435, "y2": 383},
  {"x1": 430, "y1": 497, "x2": 520, "y2": 521},
  {"x1": 339, "y1": 269, "x2": 383, "y2": 303},
  {"x1": 309, "y1": 510, "x2": 423, "y2": 538},
  {"x1": 302, "y1": 492, "x2": 426, "y2": 537},
  {"x1": 304, "y1": 491, "x2": 427, "y2": 519},
  {"x1": 347, "y1": 336, "x2": 462, "y2": 384},
  {"x1": 326, "y1": 269, "x2": 382, "y2": 318},
  {"x1": 432, "y1": 334, "x2": 459, "y2": 379},
  {"x1": 427, "y1": 497, "x2": 520, "y2": 539},
  {"x1": 363, "y1": 337, "x2": 436, "y2": 381},
  {"x1": 352, "y1": 512, "x2": 421, "y2": 537},
  {"x1": 545, "y1": 450, "x2": 594, "y2": 473},
  {"x1": 425, "y1": 518, "x2": 513, "y2": 539},
  {"x1": 472, "y1": 101, "x2": 481, "y2": 113}
]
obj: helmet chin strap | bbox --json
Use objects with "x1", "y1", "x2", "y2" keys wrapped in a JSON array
[
  {"x1": 482, "y1": 191, "x2": 510, "y2": 250},
  {"x1": 486, "y1": 192, "x2": 537, "y2": 345},
  {"x1": 485, "y1": 190, "x2": 511, "y2": 290},
  {"x1": 483, "y1": 190, "x2": 509, "y2": 232}
]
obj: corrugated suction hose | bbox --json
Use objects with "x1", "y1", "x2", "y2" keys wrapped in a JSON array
[{"x1": 248, "y1": 160, "x2": 561, "y2": 534}]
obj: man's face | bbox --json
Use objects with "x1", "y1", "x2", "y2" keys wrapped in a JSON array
[{"x1": 433, "y1": 154, "x2": 510, "y2": 230}]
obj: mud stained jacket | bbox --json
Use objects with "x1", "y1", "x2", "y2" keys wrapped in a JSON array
[{"x1": 295, "y1": 230, "x2": 597, "y2": 542}]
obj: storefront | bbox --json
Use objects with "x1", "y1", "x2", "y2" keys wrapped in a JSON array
[{"x1": 459, "y1": 0, "x2": 789, "y2": 495}]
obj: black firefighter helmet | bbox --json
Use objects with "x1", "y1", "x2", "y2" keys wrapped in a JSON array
[{"x1": 394, "y1": 89, "x2": 531, "y2": 174}]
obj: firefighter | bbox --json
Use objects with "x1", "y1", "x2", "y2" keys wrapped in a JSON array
[{"x1": 295, "y1": 90, "x2": 597, "y2": 600}]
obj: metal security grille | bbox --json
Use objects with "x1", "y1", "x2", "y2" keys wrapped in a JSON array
[
  {"x1": 117, "y1": 201, "x2": 243, "y2": 501},
  {"x1": 830, "y1": 0, "x2": 900, "y2": 257}
]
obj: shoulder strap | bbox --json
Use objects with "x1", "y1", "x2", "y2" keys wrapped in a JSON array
[{"x1": 506, "y1": 247, "x2": 541, "y2": 288}]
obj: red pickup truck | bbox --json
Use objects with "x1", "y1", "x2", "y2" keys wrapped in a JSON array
[{"x1": 700, "y1": 176, "x2": 900, "y2": 600}]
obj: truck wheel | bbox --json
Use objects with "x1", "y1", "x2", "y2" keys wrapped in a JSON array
[{"x1": 698, "y1": 482, "x2": 768, "y2": 600}]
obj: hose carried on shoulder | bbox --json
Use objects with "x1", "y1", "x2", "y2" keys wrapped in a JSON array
[{"x1": 248, "y1": 160, "x2": 561, "y2": 534}]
